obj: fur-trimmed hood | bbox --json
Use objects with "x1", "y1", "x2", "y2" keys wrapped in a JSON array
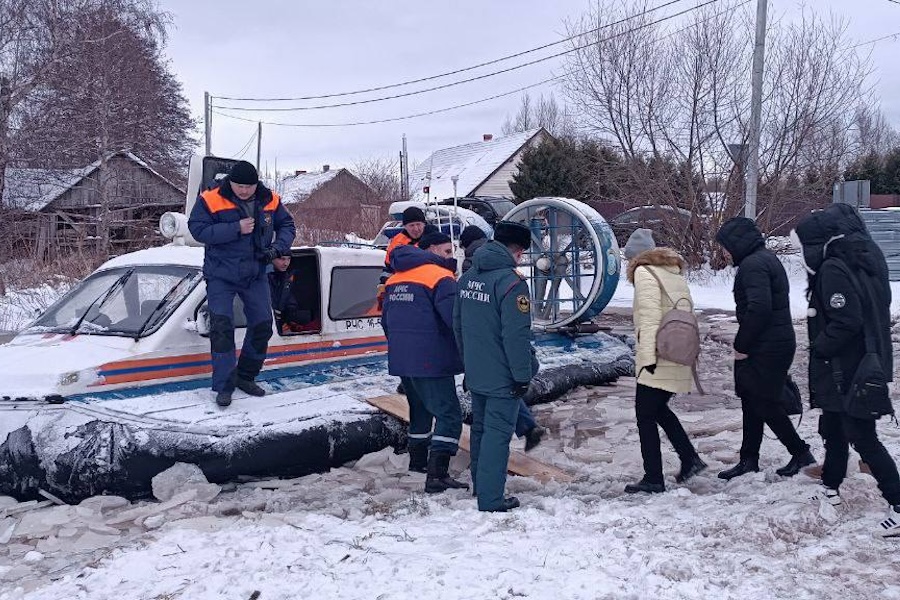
[{"x1": 627, "y1": 247, "x2": 685, "y2": 283}]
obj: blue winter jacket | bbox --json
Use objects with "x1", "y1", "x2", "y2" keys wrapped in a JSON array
[
  {"x1": 188, "y1": 177, "x2": 296, "y2": 285},
  {"x1": 382, "y1": 245, "x2": 463, "y2": 377}
]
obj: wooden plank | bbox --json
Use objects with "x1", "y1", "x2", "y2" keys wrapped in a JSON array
[{"x1": 368, "y1": 394, "x2": 574, "y2": 484}]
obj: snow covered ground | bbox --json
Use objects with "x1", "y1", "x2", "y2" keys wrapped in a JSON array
[{"x1": 3, "y1": 258, "x2": 900, "y2": 599}]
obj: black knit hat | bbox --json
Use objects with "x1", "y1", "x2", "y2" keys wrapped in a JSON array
[
  {"x1": 418, "y1": 232, "x2": 451, "y2": 249},
  {"x1": 494, "y1": 221, "x2": 532, "y2": 250},
  {"x1": 402, "y1": 206, "x2": 427, "y2": 225},
  {"x1": 459, "y1": 225, "x2": 487, "y2": 249},
  {"x1": 229, "y1": 160, "x2": 259, "y2": 185}
]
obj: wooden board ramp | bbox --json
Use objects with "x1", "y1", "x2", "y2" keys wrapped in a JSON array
[{"x1": 367, "y1": 394, "x2": 574, "y2": 484}]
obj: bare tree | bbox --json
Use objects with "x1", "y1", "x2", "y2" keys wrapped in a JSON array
[
  {"x1": 501, "y1": 92, "x2": 576, "y2": 138},
  {"x1": 562, "y1": 0, "x2": 873, "y2": 260},
  {"x1": 351, "y1": 156, "x2": 404, "y2": 204}
]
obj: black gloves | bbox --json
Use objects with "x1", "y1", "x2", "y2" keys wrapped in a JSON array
[
  {"x1": 644, "y1": 364, "x2": 657, "y2": 375},
  {"x1": 511, "y1": 381, "x2": 530, "y2": 397},
  {"x1": 263, "y1": 247, "x2": 281, "y2": 262}
]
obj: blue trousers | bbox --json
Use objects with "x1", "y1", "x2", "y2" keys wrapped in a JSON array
[
  {"x1": 515, "y1": 399, "x2": 537, "y2": 438},
  {"x1": 470, "y1": 391, "x2": 519, "y2": 511},
  {"x1": 401, "y1": 376, "x2": 462, "y2": 454},
  {"x1": 206, "y1": 275, "x2": 273, "y2": 393}
]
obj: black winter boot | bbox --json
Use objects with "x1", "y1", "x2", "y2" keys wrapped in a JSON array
[
  {"x1": 408, "y1": 444, "x2": 428, "y2": 474},
  {"x1": 236, "y1": 378, "x2": 266, "y2": 397},
  {"x1": 776, "y1": 449, "x2": 816, "y2": 477},
  {"x1": 215, "y1": 390, "x2": 232, "y2": 407},
  {"x1": 624, "y1": 478, "x2": 665, "y2": 494},
  {"x1": 676, "y1": 455, "x2": 708, "y2": 484},
  {"x1": 718, "y1": 458, "x2": 760, "y2": 480},
  {"x1": 425, "y1": 452, "x2": 469, "y2": 494},
  {"x1": 481, "y1": 496, "x2": 521, "y2": 512},
  {"x1": 524, "y1": 426, "x2": 546, "y2": 452}
]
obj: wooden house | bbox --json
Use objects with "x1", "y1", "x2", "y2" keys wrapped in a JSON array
[
  {"x1": 278, "y1": 166, "x2": 385, "y2": 243},
  {"x1": 2, "y1": 152, "x2": 184, "y2": 259}
]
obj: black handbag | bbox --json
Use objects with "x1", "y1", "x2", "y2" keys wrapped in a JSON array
[
  {"x1": 833, "y1": 272, "x2": 894, "y2": 420},
  {"x1": 782, "y1": 375, "x2": 803, "y2": 416}
]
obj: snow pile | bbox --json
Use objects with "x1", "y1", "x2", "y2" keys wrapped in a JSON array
[{"x1": 610, "y1": 254, "x2": 900, "y2": 319}]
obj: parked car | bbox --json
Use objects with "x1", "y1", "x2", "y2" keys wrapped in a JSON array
[
  {"x1": 609, "y1": 205, "x2": 696, "y2": 249},
  {"x1": 437, "y1": 196, "x2": 515, "y2": 227}
]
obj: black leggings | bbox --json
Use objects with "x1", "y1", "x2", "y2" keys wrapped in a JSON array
[
  {"x1": 635, "y1": 384, "x2": 697, "y2": 484},
  {"x1": 819, "y1": 411, "x2": 900, "y2": 505}
]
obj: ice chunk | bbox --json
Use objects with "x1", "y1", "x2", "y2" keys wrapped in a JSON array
[
  {"x1": 23, "y1": 551, "x2": 43, "y2": 563},
  {"x1": 0, "y1": 496, "x2": 18, "y2": 510},
  {"x1": 71, "y1": 531, "x2": 119, "y2": 552},
  {"x1": 78, "y1": 496, "x2": 130, "y2": 514},
  {"x1": 13, "y1": 506, "x2": 76, "y2": 539},
  {"x1": 151, "y1": 463, "x2": 220, "y2": 502},
  {"x1": 106, "y1": 489, "x2": 198, "y2": 527},
  {"x1": 143, "y1": 515, "x2": 165, "y2": 530},
  {"x1": 352, "y1": 448, "x2": 395, "y2": 474},
  {"x1": 0, "y1": 518, "x2": 15, "y2": 544}
]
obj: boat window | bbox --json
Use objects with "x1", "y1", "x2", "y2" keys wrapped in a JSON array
[
  {"x1": 26, "y1": 265, "x2": 202, "y2": 338},
  {"x1": 329, "y1": 266, "x2": 382, "y2": 320},
  {"x1": 195, "y1": 295, "x2": 249, "y2": 336}
]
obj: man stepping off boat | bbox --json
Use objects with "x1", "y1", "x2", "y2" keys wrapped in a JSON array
[{"x1": 188, "y1": 161, "x2": 296, "y2": 407}]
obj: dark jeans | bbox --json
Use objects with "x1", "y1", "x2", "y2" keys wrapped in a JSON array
[
  {"x1": 635, "y1": 384, "x2": 697, "y2": 484},
  {"x1": 738, "y1": 396, "x2": 808, "y2": 461},
  {"x1": 401, "y1": 376, "x2": 463, "y2": 455},
  {"x1": 206, "y1": 275, "x2": 272, "y2": 393},
  {"x1": 819, "y1": 411, "x2": 900, "y2": 505},
  {"x1": 514, "y1": 399, "x2": 537, "y2": 438}
]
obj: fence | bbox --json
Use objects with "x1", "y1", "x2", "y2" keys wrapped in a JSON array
[{"x1": 860, "y1": 209, "x2": 900, "y2": 281}]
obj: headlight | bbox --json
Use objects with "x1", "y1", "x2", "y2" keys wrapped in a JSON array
[{"x1": 159, "y1": 212, "x2": 180, "y2": 238}]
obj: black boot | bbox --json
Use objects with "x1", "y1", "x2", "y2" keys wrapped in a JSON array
[
  {"x1": 408, "y1": 444, "x2": 428, "y2": 474},
  {"x1": 676, "y1": 455, "x2": 708, "y2": 484},
  {"x1": 624, "y1": 478, "x2": 665, "y2": 494},
  {"x1": 216, "y1": 390, "x2": 232, "y2": 407},
  {"x1": 776, "y1": 449, "x2": 815, "y2": 477},
  {"x1": 524, "y1": 426, "x2": 546, "y2": 452},
  {"x1": 425, "y1": 452, "x2": 469, "y2": 494},
  {"x1": 481, "y1": 496, "x2": 520, "y2": 512},
  {"x1": 718, "y1": 458, "x2": 760, "y2": 480},
  {"x1": 236, "y1": 378, "x2": 266, "y2": 397}
]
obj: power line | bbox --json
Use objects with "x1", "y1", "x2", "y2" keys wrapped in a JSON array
[
  {"x1": 229, "y1": 128, "x2": 258, "y2": 159},
  {"x1": 212, "y1": 0, "x2": 746, "y2": 129},
  {"x1": 214, "y1": 0, "x2": 726, "y2": 113},
  {"x1": 850, "y1": 30, "x2": 900, "y2": 48},
  {"x1": 213, "y1": 0, "x2": 691, "y2": 102},
  {"x1": 213, "y1": 77, "x2": 561, "y2": 128}
]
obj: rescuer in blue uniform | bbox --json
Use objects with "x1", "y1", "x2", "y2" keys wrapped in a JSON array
[
  {"x1": 188, "y1": 161, "x2": 296, "y2": 407},
  {"x1": 382, "y1": 232, "x2": 469, "y2": 493},
  {"x1": 454, "y1": 221, "x2": 536, "y2": 512}
]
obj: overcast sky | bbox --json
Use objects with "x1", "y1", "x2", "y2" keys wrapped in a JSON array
[{"x1": 156, "y1": 0, "x2": 900, "y2": 175}]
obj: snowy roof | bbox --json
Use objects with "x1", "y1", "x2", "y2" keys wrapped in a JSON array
[
  {"x1": 409, "y1": 129, "x2": 548, "y2": 202},
  {"x1": 1, "y1": 152, "x2": 183, "y2": 212},
  {"x1": 278, "y1": 169, "x2": 342, "y2": 205}
]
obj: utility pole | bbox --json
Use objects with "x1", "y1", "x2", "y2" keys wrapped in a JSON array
[
  {"x1": 256, "y1": 121, "x2": 262, "y2": 169},
  {"x1": 744, "y1": 0, "x2": 768, "y2": 220},
  {"x1": 401, "y1": 134, "x2": 410, "y2": 200},
  {"x1": 204, "y1": 91, "x2": 212, "y2": 156}
]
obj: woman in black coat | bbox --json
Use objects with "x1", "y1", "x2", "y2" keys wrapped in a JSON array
[
  {"x1": 715, "y1": 217, "x2": 814, "y2": 479},
  {"x1": 795, "y1": 204, "x2": 900, "y2": 537}
]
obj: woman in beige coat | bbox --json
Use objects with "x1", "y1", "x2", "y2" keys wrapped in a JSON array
[{"x1": 623, "y1": 229, "x2": 707, "y2": 493}]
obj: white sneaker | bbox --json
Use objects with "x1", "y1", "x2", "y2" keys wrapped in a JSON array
[
  {"x1": 877, "y1": 506, "x2": 900, "y2": 539},
  {"x1": 809, "y1": 485, "x2": 841, "y2": 506}
]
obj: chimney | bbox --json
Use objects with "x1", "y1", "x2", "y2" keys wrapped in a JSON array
[
  {"x1": 483, "y1": 134, "x2": 493, "y2": 142},
  {"x1": 294, "y1": 170, "x2": 306, "y2": 176},
  {"x1": 322, "y1": 164, "x2": 330, "y2": 172}
]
